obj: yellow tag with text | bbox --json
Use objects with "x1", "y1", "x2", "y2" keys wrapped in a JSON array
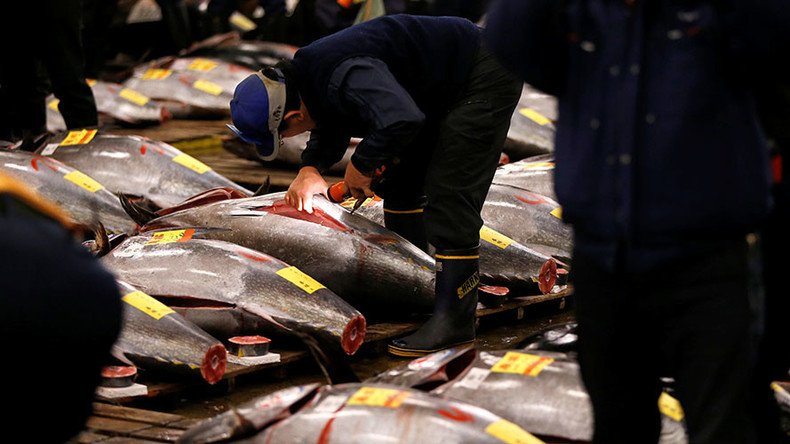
[
  {"x1": 485, "y1": 419, "x2": 544, "y2": 444},
  {"x1": 519, "y1": 108, "x2": 551, "y2": 126},
  {"x1": 122, "y1": 291, "x2": 175, "y2": 320},
  {"x1": 146, "y1": 229, "x2": 195, "y2": 245},
  {"x1": 658, "y1": 392, "x2": 684, "y2": 421},
  {"x1": 523, "y1": 161, "x2": 555, "y2": 170},
  {"x1": 119, "y1": 88, "x2": 151, "y2": 106},
  {"x1": 276, "y1": 266, "x2": 325, "y2": 294},
  {"x1": 193, "y1": 79, "x2": 223, "y2": 96},
  {"x1": 347, "y1": 387, "x2": 410, "y2": 409},
  {"x1": 188, "y1": 58, "x2": 218, "y2": 72},
  {"x1": 48, "y1": 99, "x2": 60, "y2": 111},
  {"x1": 142, "y1": 69, "x2": 172, "y2": 80},
  {"x1": 171, "y1": 153, "x2": 211, "y2": 174},
  {"x1": 480, "y1": 226, "x2": 514, "y2": 249},
  {"x1": 86, "y1": 78, "x2": 97, "y2": 87},
  {"x1": 229, "y1": 11, "x2": 257, "y2": 31},
  {"x1": 60, "y1": 129, "x2": 98, "y2": 146},
  {"x1": 491, "y1": 352, "x2": 554, "y2": 377},
  {"x1": 550, "y1": 207, "x2": 562, "y2": 219},
  {"x1": 63, "y1": 171, "x2": 104, "y2": 193}
]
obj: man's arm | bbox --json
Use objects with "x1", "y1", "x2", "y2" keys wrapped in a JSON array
[{"x1": 333, "y1": 57, "x2": 426, "y2": 176}]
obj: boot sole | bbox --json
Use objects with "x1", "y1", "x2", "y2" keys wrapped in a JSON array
[{"x1": 387, "y1": 340, "x2": 475, "y2": 358}]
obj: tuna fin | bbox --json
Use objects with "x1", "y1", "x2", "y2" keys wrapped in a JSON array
[
  {"x1": 110, "y1": 345, "x2": 135, "y2": 367},
  {"x1": 92, "y1": 222, "x2": 111, "y2": 257},
  {"x1": 253, "y1": 176, "x2": 271, "y2": 197},
  {"x1": 119, "y1": 193, "x2": 158, "y2": 226}
]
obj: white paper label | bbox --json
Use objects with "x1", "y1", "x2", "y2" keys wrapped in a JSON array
[
  {"x1": 41, "y1": 143, "x2": 60, "y2": 156},
  {"x1": 455, "y1": 367, "x2": 490, "y2": 390},
  {"x1": 313, "y1": 394, "x2": 349, "y2": 413}
]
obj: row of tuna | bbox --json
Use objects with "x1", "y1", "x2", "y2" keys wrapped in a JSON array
[
  {"x1": 0, "y1": 130, "x2": 570, "y2": 386},
  {"x1": 175, "y1": 323, "x2": 688, "y2": 443}
]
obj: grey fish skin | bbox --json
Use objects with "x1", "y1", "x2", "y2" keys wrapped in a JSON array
[
  {"x1": 186, "y1": 35, "x2": 299, "y2": 70},
  {"x1": 0, "y1": 149, "x2": 136, "y2": 234},
  {"x1": 139, "y1": 193, "x2": 436, "y2": 316},
  {"x1": 46, "y1": 80, "x2": 167, "y2": 132},
  {"x1": 493, "y1": 157, "x2": 556, "y2": 201},
  {"x1": 482, "y1": 183, "x2": 573, "y2": 261},
  {"x1": 123, "y1": 56, "x2": 253, "y2": 117},
  {"x1": 247, "y1": 383, "x2": 541, "y2": 444},
  {"x1": 348, "y1": 197, "x2": 561, "y2": 293},
  {"x1": 102, "y1": 233, "x2": 366, "y2": 355},
  {"x1": 176, "y1": 383, "x2": 322, "y2": 444},
  {"x1": 504, "y1": 85, "x2": 557, "y2": 161},
  {"x1": 37, "y1": 133, "x2": 251, "y2": 209},
  {"x1": 372, "y1": 348, "x2": 688, "y2": 443},
  {"x1": 518, "y1": 322, "x2": 578, "y2": 354},
  {"x1": 114, "y1": 280, "x2": 227, "y2": 384}
]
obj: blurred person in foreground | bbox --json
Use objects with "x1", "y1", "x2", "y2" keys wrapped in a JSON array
[
  {"x1": 227, "y1": 14, "x2": 521, "y2": 357},
  {"x1": 485, "y1": 1, "x2": 790, "y2": 442},
  {"x1": 0, "y1": 172, "x2": 122, "y2": 441}
]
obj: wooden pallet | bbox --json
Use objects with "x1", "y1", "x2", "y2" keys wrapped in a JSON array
[{"x1": 72, "y1": 403, "x2": 199, "y2": 443}]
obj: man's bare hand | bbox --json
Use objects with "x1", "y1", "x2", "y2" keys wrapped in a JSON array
[
  {"x1": 344, "y1": 162, "x2": 374, "y2": 201},
  {"x1": 285, "y1": 166, "x2": 328, "y2": 214}
]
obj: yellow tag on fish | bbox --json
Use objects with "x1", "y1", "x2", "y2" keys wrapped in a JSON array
[
  {"x1": 146, "y1": 228, "x2": 194, "y2": 245},
  {"x1": 347, "y1": 387, "x2": 410, "y2": 409},
  {"x1": 193, "y1": 79, "x2": 223, "y2": 96},
  {"x1": 171, "y1": 153, "x2": 211, "y2": 174},
  {"x1": 86, "y1": 78, "x2": 97, "y2": 87},
  {"x1": 48, "y1": 99, "x2": 60, "y2": 111},
  {"x1": 229, "y1": 11, "x2": 257, "y2": 31},
  {"x1": 486, "y1": 419, "x2": 544, "y2": 444},
  {"x1": 491, "y1": 352, "x2": 554, "y2": 377},
  {"x1": 480, "y1": 226, "x2": 513, "y2": 249},
  {"x1": 63, "y1": 171, "x2": 104, "y2": 193},
  {"x1": 119, "y1": 88, "x2": 150, "y2": 106},
  {"x1": 60, "y1": 129, "x2": 98, "y2": 146},
  {"x1": 522, "y1": 161, "x2": 554, "y2": 170},
  {"x1": 550, "y1": 207, "x2": 562, "y2": 219},
  {"x1": 658, "y1": 392, "x2": 684, "y2": 421},
  {"x1": 188, "y1": 58, "x2": 218, "y2": 72},
  {"x1": 142, "y1": 68, "x2": 172, "y2": 80},
  {"x1": 276, "y1": 266, "x2": 325, "y2": 294},
  {"x1": 122, "y1": 291, "x2": 175, "y2": 320},
  {"x1": 519, "y1": 108, "x2": 551, "y2": 126}
]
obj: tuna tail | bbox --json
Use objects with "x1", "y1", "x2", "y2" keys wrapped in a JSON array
[
  {"x1": 119, "y1": 192, "x2": 158, "y2": 226},
  {"x1": 299, "y1": 334, "x2": 360, "y2": 385},
  {"x1": 253, "y1": 176, "x2": 271, "y2": 196}
]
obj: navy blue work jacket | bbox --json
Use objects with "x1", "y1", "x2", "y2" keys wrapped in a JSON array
[{"x1": 485, "y1": 0, "x2": 789, "y2": 272}]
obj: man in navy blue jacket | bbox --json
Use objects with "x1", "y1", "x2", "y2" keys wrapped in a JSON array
[
  {"x1": 485, "y1": 1, "x2": 789, "y2": 442},
  {"x1": 228, "y1": 15, "x2": 521, "y2": 356}
]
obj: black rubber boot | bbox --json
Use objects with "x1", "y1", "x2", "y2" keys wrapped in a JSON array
[
  {"x1": 388, "y1": 246, "x2": 479, "y2": 357},
  {"x1": 384, "y1": 206, "x2": 429, "y2": 253}
]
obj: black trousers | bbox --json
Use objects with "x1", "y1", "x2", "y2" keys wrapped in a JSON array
[
  {"x1": 573, "y1": 237, "x2": 763, "y2": 443},
  {"x1": 0, "y1": 0, "x2": 97, "y2": 140},
  {"x1": 0, "y1": 194, "x2": 121, "y2": 442},
  {"x1": 375, "y1": 45, "x2": 521, "y2": 251}
]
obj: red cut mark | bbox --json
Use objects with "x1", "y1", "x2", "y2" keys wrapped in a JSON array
[
  {"x1": 438, "y1": 407, "x2": 474, "y2": 423},
  {"x1": 229, "y1": 335, "x2": 270, "y2": 345},
  {"x1": 522, "y1": 357, "x2": 552, "y2": 375},
  {"x1": 101, "y1": 366, "x2": 137, "y2": 378},
  {"x1": 515, "y1": 192, "x2": 547, "y2": 205},
  {"x1": 140, "y1": 144, "x2": 147, "y2": 155},
  {"x1": 317, "y1": 413, "x2": 339, "y2": 444},
  {"x1": 158, "y1": 187, "x2": 247, "y2": 217},
  {"x1": 479, "y1": 285, "x2": 509, "y2": 296},
  {"x1": 258, "y1": 200, "x2": 351, "y2": 232},
  {"x1": 772, "y1": 154, "x2": 783, "y2": 184},
  {"x1": 239, "y1": 250, "x2": 271, "y2": 262},
  {"x1": 30, "y1": 155, "x2": 60, "y2": 172}
]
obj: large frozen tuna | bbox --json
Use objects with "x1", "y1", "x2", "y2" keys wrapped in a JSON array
[
  {"x1": 184, "y1": 33, "x2": 298, "y2": 70},
  {"x1": 178, "y1": 382, "x2": 545, "y2": 444},
  {"x1": 37, "y1": 132, "x2": 251, "y2": 209},
  {"x1": 114, "y1": 280, "x2": 227, "y2": 384},
  {"x1": 504, "y1": 84, "x2": 557, "y2": 161},
  {"x1": 134, "y1": 192, "x2": 436, "y2": 316},
  {"x1": 0, "y1": 148, "x2": 135, "y2": 233},
  {"x1": 123, "y1": 56, "x2": 253, "y2": 117},
  {"x1": 102, "y1": 231, "x2": 366, "y2": 355},
  {"x1": 493, "y1": 156, "x2": 556, "y2": 201},
  {"x1": 46, "y1": 79, "x2": 168, "y2": 131}
]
